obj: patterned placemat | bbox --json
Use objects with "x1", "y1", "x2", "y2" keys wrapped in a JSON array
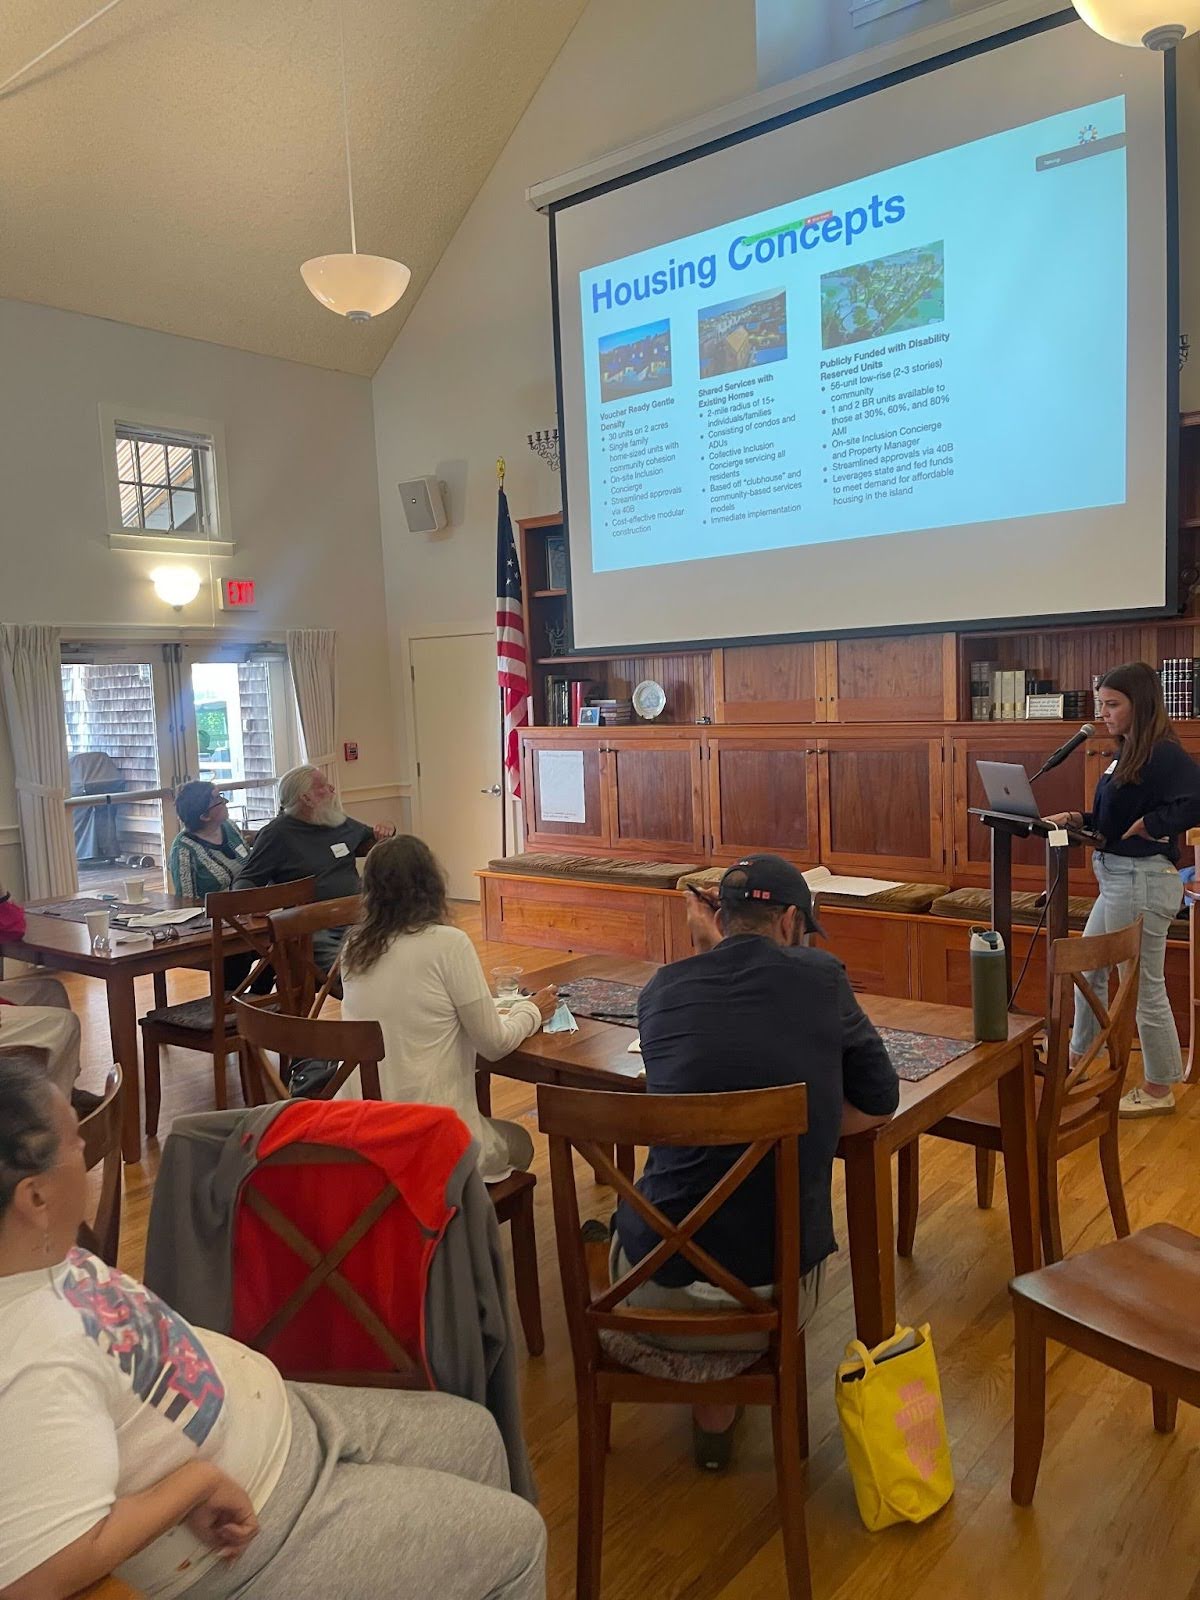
[
  {"x1": 37, "y1": 896, "x2": 169, "y2": 922},
  {"x1": 35, "y1": 896, "x2": 211, "y2": 935},
  {"x1": 878, "y1": 1027, "x2": 973, "y2": 1082},
  {"x1": 554, "y1": 978, "x2": 643, "y2": 1026},
  {"x1": 555, "y1": 977, "x2": 973, "y2": 1081}
]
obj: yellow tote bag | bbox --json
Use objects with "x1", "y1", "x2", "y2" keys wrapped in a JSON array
[{"x1": 835, "y1": 1323, "x2": 954, "y2": 1531}]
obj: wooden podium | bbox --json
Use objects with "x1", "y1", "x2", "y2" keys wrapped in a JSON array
[{"x1": 970, "y1": 808, "x2": 1095, "y2": 1008}]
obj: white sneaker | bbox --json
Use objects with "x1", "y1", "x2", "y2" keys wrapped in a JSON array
[{"x1": 1119, "y1": 1085, "x2": 1175, "y2": 1118}]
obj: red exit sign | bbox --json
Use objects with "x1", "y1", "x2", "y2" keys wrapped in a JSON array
[{"x1": 218, "y1": 578, "x2": 257, "y2": 611}]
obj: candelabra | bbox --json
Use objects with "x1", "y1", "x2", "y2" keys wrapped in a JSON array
[{"x1": 527, "y1": 428, "x2": 560, "y2": 472}]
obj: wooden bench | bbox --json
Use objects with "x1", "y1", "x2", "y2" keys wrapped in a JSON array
[{"x1": 477, "y1": 858, "x2": 1195, "y2": 1035}]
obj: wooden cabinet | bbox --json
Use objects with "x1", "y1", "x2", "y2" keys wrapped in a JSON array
[
  {"x1": 520, "y1": 732, "x2": 704, "y2": 859},
  {"x1": 520, "y1": 736, "x2": 608, "y2": 851},
  {"x1": 817, "y1": 735, "x2": 944, "y2": 877},
  {"x1": 707, "y1": 735, "x2": 819, "y2": 862},
  {"x1": 951, "y1": 729, "x2": 1093, "y2": 893},
  {"x1": 714, "y1": 643, "x2": 827, "y2": 723},
  {"x1": 825, "y1": 634, "x2": 956, "y2": 723},
  {"x1": 605, "y1": 738, "x2": 705, "y2": 857}
]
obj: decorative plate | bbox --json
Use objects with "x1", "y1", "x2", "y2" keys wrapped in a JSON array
[{"x1": 632, "y1": 679, "x2": 666, "y2": 720}]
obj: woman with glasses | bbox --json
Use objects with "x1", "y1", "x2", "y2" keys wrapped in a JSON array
[{"x1": 167, "y1": 782, "x2": 249, "y2": 901}]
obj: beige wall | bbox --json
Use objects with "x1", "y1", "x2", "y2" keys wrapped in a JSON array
[
  {"x1": 0, "y1": 297, "x2": 402, "y2": 896},
  {"x1": 371, "y1": 0, "x2": 758, "y2": 780}
]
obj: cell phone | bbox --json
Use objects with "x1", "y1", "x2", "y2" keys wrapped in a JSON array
[{"x1": 685, "y1": 884, "x2": 716, "y2": 901}]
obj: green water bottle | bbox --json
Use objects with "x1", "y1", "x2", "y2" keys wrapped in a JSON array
[{"x1": 970, "y1": 927, "x2": 1008, "y2": 1041}]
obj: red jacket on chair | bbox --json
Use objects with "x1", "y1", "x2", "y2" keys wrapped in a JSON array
[
  {"x1": 0, "y1": 896, "x2": 27, "y2": 1004},
  {"x1": 230, "y1": 1099, "x2": 472, "y2": 1384}
]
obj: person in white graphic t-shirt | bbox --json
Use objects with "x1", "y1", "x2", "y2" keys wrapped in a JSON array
[{"x1": 0, "y1": 1054, "x2": 546, "y2": 1600}]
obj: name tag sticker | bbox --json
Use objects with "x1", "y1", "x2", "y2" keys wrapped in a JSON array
[
  {"x1": 1104, "y1": 760, "x2": 1117, "y2": 776},
  {"x1": 235, "y1": 843, "x2": 248, "y2": 858},
  {"x1": 330, "y1": 842, "x2": 350, "y2": 858}
]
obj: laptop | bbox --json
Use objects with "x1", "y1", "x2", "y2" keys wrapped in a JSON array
[{"x1": 976, "y1": 760, "x2": 1044, "y2": 821}]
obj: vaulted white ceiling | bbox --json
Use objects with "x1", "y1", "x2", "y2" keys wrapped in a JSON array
[{"x1": 1, "y1": 0, "x2": 588, "y2": 374}]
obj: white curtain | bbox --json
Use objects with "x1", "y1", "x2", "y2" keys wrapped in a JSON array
[
  {"x1": 287, "y1": 628, "x2": 340, "y2": 797},
  {"x1": 0, "y1": 624, "x2": 78, "y2": 901}
]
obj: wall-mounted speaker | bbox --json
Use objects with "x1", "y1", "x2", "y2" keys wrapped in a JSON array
[{"x1": 398, "y1": 476, "x2": 448, "y2": 534}]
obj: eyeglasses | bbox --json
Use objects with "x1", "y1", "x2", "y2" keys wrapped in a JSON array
[{"x1": 149, "y1": 925, "x2": 181, "y2": 945}]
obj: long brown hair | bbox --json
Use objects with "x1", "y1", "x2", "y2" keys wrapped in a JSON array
[
  {"x1": 1099, "y1": 661, "x2": 1178, "y2": 786},
  {"x1": 340, "y1": 835, "x2": 450, "y2": 976}
]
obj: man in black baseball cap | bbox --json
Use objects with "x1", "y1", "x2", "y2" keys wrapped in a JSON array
[
  {"x1": 715, "y1": 854, "x2": 825, "y2": 939},
  {"x1": 611, "y1": 851, "x2": 898, "y2": 1470}
]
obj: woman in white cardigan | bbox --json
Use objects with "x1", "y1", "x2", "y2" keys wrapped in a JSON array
[{"x1": 339, "y1": 836, "x2": 557, "y2": 1180}]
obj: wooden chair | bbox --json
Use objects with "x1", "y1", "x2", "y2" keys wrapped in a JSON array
[
  {"x1": 538, "y1": 1081, "x2": 812, "y2": 1600},
  {"x1": 234, "y1": 997, "x2": 384, "y2": 1102},
  {"x1": 1010, "y1": 1222, "x2": 1200, "y2": 1505},
  {"x1": 235, "y1": 1139, "x2": 427, "y2": 1389},
  {"x1": 241, "y1": 1001, "x2": 545, "y2": 1355},
  {"x1": 266, "y1": 893, "x2": 362, "y2": 1016},
  {"x1": 898, "y1": 920, "x2": 1141, "y2": 1265},
  {"x1": 77, "y1": 1065, "x2": 123, "y2": 1266},
  {"x1": 138, "y1": 878, "x2": 315, "y2": 1135}
]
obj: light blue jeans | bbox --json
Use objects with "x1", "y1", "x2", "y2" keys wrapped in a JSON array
[{"x1": 1070, "y1": 853, "x2": 1184, "y2": 1086}]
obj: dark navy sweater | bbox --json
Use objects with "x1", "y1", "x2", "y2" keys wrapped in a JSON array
[{"x1": 1084, "y1": 738, "x2": 1200, "y2": 863}]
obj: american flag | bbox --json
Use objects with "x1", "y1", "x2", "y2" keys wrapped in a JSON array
[{"x1": 496, "y1": 487, "x2": 530, "y2": 798}]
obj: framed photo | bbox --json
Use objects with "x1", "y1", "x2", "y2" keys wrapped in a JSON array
[
  {"x1": 577, "y1": 705, "x2": 600, "y2": 726},
  {"x1": 546, "y1": 531, "x2": 568, "y2": 592}
]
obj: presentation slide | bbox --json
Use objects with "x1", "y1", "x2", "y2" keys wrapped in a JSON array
[
  {"x1": 582, "y1": 97, "x2": 1126, "y2": 572},
  {"x1": 552, "y1": 18, "x2": 1173, "y2": 652}
]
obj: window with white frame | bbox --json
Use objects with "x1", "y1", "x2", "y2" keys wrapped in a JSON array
[
  {"x1": 100, "y1": 403, "x2": 234, "y2": 554},
  {"x1": 115, "y1": 425, "x2": 215, "y2": 536}
]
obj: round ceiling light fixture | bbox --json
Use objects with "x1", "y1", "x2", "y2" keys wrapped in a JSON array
[
  {"x1": 1073, "y1": 0, "x2": 1200, "y2": 48},
  {"x1": 300, "y1": 254, "x2": 412, "y2": 322},
  {"x1": 151, "y1": 566, "x2": 202, "y2": 610},
  {"x1": 302, "y1": 4, "x2": 409, "y2": 322}
]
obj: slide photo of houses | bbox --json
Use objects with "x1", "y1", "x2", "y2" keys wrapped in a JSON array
[
  {"x1": 820, "y1": 240, "x2": 945, "y2": 350},
  {"x1": 597, "y1": 320, "x2": 673, "y2": 403},
  {"x1": 697, "y1": 288, "x2": 787, "y2": 379}
]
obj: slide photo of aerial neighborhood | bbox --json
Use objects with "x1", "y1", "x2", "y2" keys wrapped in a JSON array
[
  {"x1": 820, "y1": 240, "x2": 945, "y2": 350},
  {"x1": 597, "y1": 319, "x2": 673, "y2": 403},
  {"x1": 697, "y1": 288, "x2": 788, "y2": 379}
]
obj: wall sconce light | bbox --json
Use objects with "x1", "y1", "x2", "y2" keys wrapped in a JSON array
[{"x1": 151, "y1": 566, "x2": 202, "y2": 610}]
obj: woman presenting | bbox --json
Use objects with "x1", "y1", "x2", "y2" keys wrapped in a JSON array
[{"x1": 1046, "y1": 661, "x2": 1200, "y2": 1116}]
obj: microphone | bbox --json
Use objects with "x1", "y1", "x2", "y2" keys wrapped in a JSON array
[{"x1": 1030, "y1": 723, "x2": 1095, "y2": 780}]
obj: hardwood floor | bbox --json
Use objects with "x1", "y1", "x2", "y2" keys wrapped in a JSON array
[{"x1": 52, "y1": 904, "x2": 1200, "y2": 1600}]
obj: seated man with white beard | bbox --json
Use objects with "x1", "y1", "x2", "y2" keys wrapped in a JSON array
[{"x1": 232, "y1": 765, "x2": 395, "y2": 969}]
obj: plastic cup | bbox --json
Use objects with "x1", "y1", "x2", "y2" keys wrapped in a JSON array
[
  {"x1": 492, "y1": 965, "x2": 523, "y2": 1007},
  {"x1": 85, "y1": 909, "x2": 111, "y2": 951},
  {"x1": 123, "y1": 878, "x2": 146, "y2": 903}
]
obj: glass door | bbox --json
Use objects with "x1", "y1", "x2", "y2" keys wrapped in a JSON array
[
  {"x1": 60, "y1": 647, "x2": 176, "y2": 893},
  {"x1": 181, "y1": 646, "x2": 300, "y2": 835},
  {"x1": 60, "y1": 641, "x2": 302, "y2": 893}
]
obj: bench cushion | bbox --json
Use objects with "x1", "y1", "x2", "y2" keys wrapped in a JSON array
[
  {"x1": 486, "y1": 852, "x2": 699, "y2": 891},
  {"x1": 676, "y1": 868, "x2": 948, "y2": 915},
  {"x1": 141, "y1": 996, "x2": 237, "y2": 1034},
  {"x1": 930, "y1": 886, "x2": 1189, "y2": 940}
]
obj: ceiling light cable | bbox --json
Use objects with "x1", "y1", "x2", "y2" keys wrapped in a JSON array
[{"x1": 0, "y1": 0, "x2": 128, "y2": 99}]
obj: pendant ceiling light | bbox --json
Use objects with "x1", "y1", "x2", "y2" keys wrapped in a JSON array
[
  {"x1": 301, "y1": 4, "x2": 410, "y2": 322},
  {"x1": 1073, "y1": 0, "x2": 1200, "y2": 48}
]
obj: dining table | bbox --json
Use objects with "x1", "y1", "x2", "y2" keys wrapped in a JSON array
[
  {"x1": 0, "y1": 893, "x2": 225, "y2": 1163},
  {"x1": 481, "y1": 951, "x2": 1042, "y2": 1347}
]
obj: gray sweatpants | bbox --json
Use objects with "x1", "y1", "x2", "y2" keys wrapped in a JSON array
[
  {"x1": 0, "y1": 977, "x2": 81, "y2": 1096},
  {"x1": 186, "y1": 1383, "x2": 546, "y2": 1600}
]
